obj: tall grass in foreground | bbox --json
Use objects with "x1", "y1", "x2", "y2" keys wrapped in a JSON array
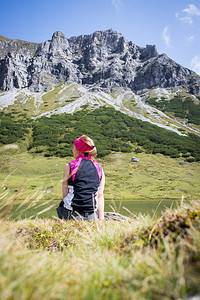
[{"x1": 0, "y1": 197, "x2": 200, "y2": 300}]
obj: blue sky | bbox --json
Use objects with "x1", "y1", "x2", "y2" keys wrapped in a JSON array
[{"x1": 1, "y1": 0, "x2": 200, "y2": 74}]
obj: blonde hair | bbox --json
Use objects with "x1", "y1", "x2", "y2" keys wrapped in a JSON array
[{"x1": 81, "y1": 135, "x2": 97, "y2": 158}]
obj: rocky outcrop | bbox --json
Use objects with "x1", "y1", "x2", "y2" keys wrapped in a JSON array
[
  {"x1": 0, "y1": 29, "x2": 199, "y2": 94},
  {"x1": 0, "y1": 37, "x2": 38, "y2": 91},
  {"x1": 104, "y1": 212, "x2": 133, "y2": 221},
  {"x1": 130, "y1": 54, "x2": 198, "y2": 91}
]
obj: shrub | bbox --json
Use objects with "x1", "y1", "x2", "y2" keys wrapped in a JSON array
[
  {"x1": 186, "y1": 157, "x2": 196, "y2": 163},
  {"x1": 1, "y1": 107, "x2": 200, "y2": 160}
]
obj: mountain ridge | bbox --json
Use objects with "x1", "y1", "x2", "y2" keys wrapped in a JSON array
[{"x1": 0, "y1": 29, "x2": 199, "y2": 94}]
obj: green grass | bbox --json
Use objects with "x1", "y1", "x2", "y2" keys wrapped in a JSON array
[
  {"x1": 145, "y1": 95, "x2": 200, "y2": 126},
  {"x1": 0, "y1": 151, "x2": 199, "y2": 220},
  {"x1": 2, "y1": 92, "x2": 39, "y2": 118},
  {"x1": 1, "y1": 83, "x2": 81, "y2": 118},
  {"x1": 2, "y1": 106, "x2": 200, "y2": 161},
  {"x1": 103, "y1": 152, "x2": 200, "y2": 200},
  {"x1": 2, "y1": 84, "x2": 200, "y2": 138},
  {"x1": 39, "y1": 83, "x2": 80, "y2": 113},
  {"x1": 0, "y1": 201, "x2": 200, "y2": 299},
  {"x1": 0, "y1": 148, "x2": 200, "y2": 299}
]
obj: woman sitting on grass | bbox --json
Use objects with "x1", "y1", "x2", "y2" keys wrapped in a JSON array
[{"x1": 57, "y1": 135, "x2": 105, "y2": 221}]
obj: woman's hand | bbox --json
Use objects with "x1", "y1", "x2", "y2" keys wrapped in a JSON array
[
  {"x1": 97, "y1": 170, "x2": 105, "y2": 221},
  {"x1": 62, "y1": 164, "x2": 70, "y2": 198}
]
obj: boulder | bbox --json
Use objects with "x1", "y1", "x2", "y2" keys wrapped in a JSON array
[
  {"x1": 104, "y1": 212, "x2": 133, "y2": 221},
  {"x1": 131, "y1": 157, "x2": 139, "y2": 162}
]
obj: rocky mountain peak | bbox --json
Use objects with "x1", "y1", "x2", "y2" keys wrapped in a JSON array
[
  {"x1": 0, "y1": 30, "x2": 199, "y2": 94},
  {"x1": 51, "y1": 31, "x2": 66, "y2": 40},
  {"x1": 49, "y1": 31, "x2": 69, "y2": 52},
  {"x1": 139, "y1": 44, "x2": 158, "y2": 60}
]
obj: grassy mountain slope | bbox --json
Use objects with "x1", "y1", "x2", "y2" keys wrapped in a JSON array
[
  {"x1": 1, "y1": 83, "x2": 200, "y2": 135},
  {"x1": 1, "y1": 101, "x2": 200, "y2": 161}
]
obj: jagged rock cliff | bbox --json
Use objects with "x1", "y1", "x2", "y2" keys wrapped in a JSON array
[{"x1": 0, "y1": 29, "x2": 199, "y2": 94}]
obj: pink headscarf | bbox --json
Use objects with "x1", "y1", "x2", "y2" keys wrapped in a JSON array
[{"x1": 74, "y1": 137, "x2": 94, "y2": 153}]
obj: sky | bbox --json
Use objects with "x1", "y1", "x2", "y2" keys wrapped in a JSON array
[{"x1": 1, "y1": 0, "x2": 200, "y2": 74}]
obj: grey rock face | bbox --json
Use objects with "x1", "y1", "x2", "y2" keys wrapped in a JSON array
[
  {"x1": 0, "y1": 37, "x2": 38, "y2": 90},
  {"x1": 130, "y1": 54, "x2": 198, "y2": 91},
  {"x1": 0, "y1": 29, "x2": 199, "y2": 94}
]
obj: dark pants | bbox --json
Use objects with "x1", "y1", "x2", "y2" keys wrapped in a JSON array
[
  {"x1": 57, "y1": 201, "x2": 98, "y2": 221},
  {"x1": 70, "y1": 211, "x2": 98, "y2": 221},
  {"x1": 57, "y1": 200, "x2": 72, "y2": 220}
]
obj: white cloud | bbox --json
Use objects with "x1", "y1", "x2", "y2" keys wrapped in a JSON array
[
  {"x1": 187, "y1": 35, "x2": 194, "y2": 42},
  {"x1": 112, "y1": 0, "x2": 123, "y2": 11},
  {"x1": 162, "y1": 26, "x2": 171, "y2": 47},
  {"x1": 183, "y1": 4, "x2": 200, "y2": 16},
  {"x1": 176, "y1": 4, "x2": 200, "y2": 25},
  {"x1": 191, "y1": 55, "x2": 200, "y2": 74},
  {"x1": 175, "y1": 12, "x2": 179, "y2": 18},
  {"x1": 180, "y1": 16, "x2": 193, "y2": 25}
]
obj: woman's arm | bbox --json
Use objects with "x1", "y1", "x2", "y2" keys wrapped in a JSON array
[
  {"x1": 97, "y1": 169, "x2": 105, "y2": 221},
  {"x1": 62, "y1": 164, "x2": 70, "y2": 198}
]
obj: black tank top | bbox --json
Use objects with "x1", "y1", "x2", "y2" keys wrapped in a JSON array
[{"x1": 69, "y1": 158, "x2": 101, "y2": 213}]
